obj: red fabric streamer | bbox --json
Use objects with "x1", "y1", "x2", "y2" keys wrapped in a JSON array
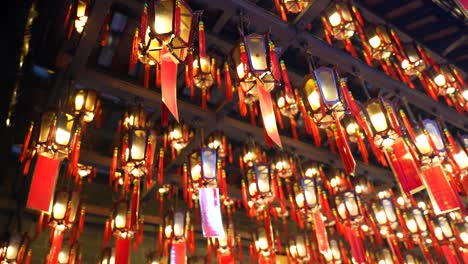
[
  {"x1": 174, "y1": 0, "x2": 181, "y2": 36},
  {"x1": 19, "y1": 122, "x2": 33, "y2": 163},
  {"x1": 422, "y1": 164, "x2": 461, "y2": 214},
  {"x1": 139, "y1": 4, "x2": 148, "y2": 43},
  {"x1": 63, "y1": 3, "x2": 72, "y2": 28},
  {"x1": 27, "y1": 154, "x2": 61, "y2": 212},
  {"x1": 258, "y1": 80, "x2": 282, "y2": 148},
  {"x1": 115, "y1": 237, "x2": 131, "y2": 264},
  {"x1": 129, "y1": 29, "x2": 139, "y2": 73},
  {"x1": 441, "y1": 245, "x2": 460, "y2": 264},
  {"x1": 224, "y1": 64, "x2": 233, "y2": 101},
  {"x1": 333, "y1": 119, "x2": 356, "y2": 175},
  {"x1": 198, "y1": 22, "x2": 206, "y2": 59},
  {"x1": 144, "y1": 64, "x2": 150, "y2": 89},
  {"x1": 161, "y1": 48, "x2": 179, "y2": 121},
  {"x1": 100, "y1": 14, "x2": 110, "y2": 47}
]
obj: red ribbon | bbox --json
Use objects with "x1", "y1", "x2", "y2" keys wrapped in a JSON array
[
  {"x1": 422, "y1": 164, "x2": 461, "y2": 214},
  {"x1": 257, "y1": 80, "x2": 282, "y2": 148},
  {"x1": 46, "y1": 229, "x2": 64, "y2": 264},
  {"x1": 161, "y1": 48, "x2": 179, "y2": 121},
  {"x1": 170, "y1": 241, "x2": 186, "y2": 264},
  {"x1": 27, "y1": 154, "x2": 61, "y2": 212},
  {"x1": 115, "y1": 237, "x2": 131, "y2": 264}
]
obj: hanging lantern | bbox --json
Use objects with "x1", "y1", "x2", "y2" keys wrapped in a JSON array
[
  {"x1": 240, "y1": 142, "x2": 263, "y2": 169},
  {"x1": 276, "y1": 90, "x2": 299, "y2": 118},
  {"x1": 376, "y1": 248, "x2": 394, "y2": 264},
  {"x1": 166, "y1": 122, "x2": 193, "y2": 151},
  {"x1": 50, "y1": 191, "x2": 80, "y2": 231},
  {"x1": 399, "y1": 43, "x2": 427, "y2": 76},
  {"x1": 124, "y1": 129, "x2": 156, "y2": 178},
  {"x1": 273, "y1": 152, "x2": 294, "y2": 179},
  {"x1": 422, "y1": 119, "x2": 446, "y2": 155},
  {"x1": 111, "y1": 200, "x2": 137, "y2": 239},
  {"x1": 362, "y1": 98, "x2": 400, "y2": 148},
  {"x1": 72, "y1": 89, "x2": 99, "y2": 123},
  {"x1": 328, "y1": 168, "x2": 351, "y2": 195},
  {"x1": 335, "y1": 191, "x2": 362, "y2": 223},
  {"x1": 342, "y1": 115, "x2": 360, "y2": 143},
  {"x1": 0, "y1": 233, "x2": 30, "y2": 263},
  {"x1": 231, "y1": 33, "x2": 277, "y2": 102},
  {"x1": 301, "y1": 161, "x2": 321, "y2": 179},
  {"x1": 433, "y1": 215, "x2": 456, "y2": 242},
  {"x1": 244, "y1": 163, "x2": 275, "y2": 210},
  {"x1": 210, "y1": 223, "x2": 236, "y2": 257},
  {"x1": 456, "y1": 221, "x2": 468, "y2": 246},
  {"x1": 404, "y1": 254, "x2": 422, "y2": 264},
  {"x1": 294, "y1": 177, "x2": 319, "y2": 214},
  {"x1": 37, "y1": 111, "x2": 76, "y2": 157},
  {"x1": 138, "y1": 0, "x2": 195, "y2": 65},
  {"x1": 164, "y1": 211, "x2": 190, "y2": 242},
  {"x1": 188, "y1": 148, "x2": 218, "y2": 190},
  {"x1": 353, "y1": 177, "x2": 373, "y2": 196},
  {"x1": 192, "y1": 55, "x2": 215, "y2": 90},
  {"x1": 206, "y1": 131, "x2": 229, "y2": 159},
  {"x1": 322, "y1": 235, "x2": 342, "y2": 263},
  {"x1": 76, "y1": 163, "x2": 94, "y2": 178},
  {"x1": 281, "y1": 0, "x2": 312, "y2": 14},
  {"x1": 322, "y1": 1, "x2": 357, "y2": 40},
  {"x1": 412, "y1": 126, "x2": 434, "y2": 160},
  {"x1": 371, "y1": 197, "x2": 398, "y2": 235},
  {"x1": 98, "y1": 247, "x2": 115, "y2": 264},
  {"x1": 146, "y1": 252, "x2": 168, "y2": 264},
  {"x1": 288, "y1": 234, "x2": 310, "y2": 262},
  {"x1": 301, "y1": 67, "x2": 346, "y2": 128},
  {"x1": 403, "y1": 208, "x2": 428, "y2": 238},
  {"x1": 427, "y1": 65, "x2": 462, "y2": 96},
  {"x1": 252, "y1": 224, "x2": 275, "y2": 258},
  {"x1": 74, "y1": 0, "x2": 89, "y2": 34},
  {"x1": 363, "y1": 25, "x2": 393, "y2": 60},
  {"x1": 57, "y1": 242, "x2": 80, "y2": 264}
]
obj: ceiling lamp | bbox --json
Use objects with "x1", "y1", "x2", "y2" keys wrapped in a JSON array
[
  {"x1": 427, "y1": 65, "x2": 464, "y2": 96},
  {"x1": 293, "y1": 177, "x2": 319, "y2": 222},
  {"x1": 322, "y1": 229, "x2": 345, "y2": 264},
  {"x1": 231, "y1": 33, "x2": 282, "y2": 147},
  {"x1": 362, "y1": 25, "x2": 393, "y2": 61},
  {"x1": 276, "y1": 88, "x2": 300, "y2": 139},
  {"x1": 165, "y1": 121, "x2": 193, "y2": 154},
  {"x1": 301, "y1": 67, "x2": 355, "y2": 174},
  {"x1": 57, "y1": 242, "x2": 81, "y2": 264},
  {"x1": 0, "y1": 233, "x2": 31, "y2": 264},
  {"x1": 36, "y1": 111, "x2": 76, "y2": 159},
  {"x1": 186, "y1": 148, "x2": 219, "y2": 201},
  {"x1": 242, "y1": 163, "x2": 275, "y2": 215},
  {"x1": 287, "y1": 234, "x2": 311, "y2": 263},
  {"x1": 322, "y1": 1, "x2": 357, "y2": 40},
  {"x1": 133, "y1": 0, "x2": 196, "y2": 120},
  {"x1": 71, "y1": 89, "x2": 100, "y2": 123}
]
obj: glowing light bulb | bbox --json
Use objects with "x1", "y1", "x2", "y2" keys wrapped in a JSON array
[
  {"x1": 415, "y1": 133, "x2": 431, "y2": 155},
  {"x1": 55, "y1": 128, "x2": 71, "y2": 145},
  {"x1": 376, "y1": 210, "x2": 387, "y2": 225},
  {"x1": 329, "y1": 12, "x2": 341, "y2": 27},
  {"x1": 406, "y1": 219, "x2": 417, "y2": 233},
  {"x1": 346, "y1": 122, "x2": 358, "y2": 135},
  {"x1": 434, "y1": 74, "x2": 446, "y2": 86},
  {"x1": 295, "y1": 193, "x2": 305, "y2": 208},
  {"x1": 307, "y1": 90, "x2": 321, "y2": 111},
  {"x1": 401, "y1": 59, "x2": 410, "y2": 70},
  {"x1": 463, "y1": 89, "x2": 468, "y2": 101},
  {"x1": 305, "y1": 167, "x2": 318, "y2": 178},
  {"x1": 369, "y1": 111, "x2": 387, "y2": 133},
  {"x1": 368, "y1": 35, "x2": 381, "y2": 49},
  {"x1": 115, "y1": 215, "x2": 126, "y2": 229},
  {"x1": 361, "y1": 224, "x2": 369, "y2": 232},
  {"x1": 165, "y1": 225, "x2": 173, "y2": 238},
  {"x1": 53, "y1": 202, "x2": 67, "y2": 220},
  {"x1": 191, "y1": 164, "x2": 201, "y2": 181}
]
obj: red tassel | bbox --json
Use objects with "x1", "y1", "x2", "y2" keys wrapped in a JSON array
[
  {"x1": 269, "y1": 42, "x2": 281, "y2": 81},
  {"x1": 139, "y1": 4, "x2": 148, "y2": 43},
  {"x1": 326, "y1": 129, "x2": 336, "y2": 153},
  {"x1": 273, "y1": 103, "x2": 284, "y2": 129},
  {"x1": 161, "y1": 104, "x2": 169, "y2": 127},
  {"x1": 239, "y1": 43, "x2": 249, "y2": 75},
  {"x1": 158, "y1": 148, "x2": 164, "y2": 185},
  {"x1": 110, "y1": 147, "x2": 118, "y2": 186},
  {"x1": 241, "y1": 181, "x2": 249, "y2": 211},
  {"x1": 144, "y1": 64, "x2": 150, "y2": 89},
  {"x1": 333, "y1": 120, "x2": 356, "y2": 175},
  {"x1": 100, "y1": 14, "x2": 110, "y2": 47},
  {"x1": 129, "y1": 29, "x2": 139, "y2": 73},
  {"x1": 280, "y1": 61, "x2": 293, "y2": 96},
  {"x1": 216, "y1": 68, "x2": 222, "y2": 89},
  {"x1": 35, "y1": 212, "x2": 44, "y2": 238},
  {"x1": 263, "y1": 125, "x2": 274, "y2": 148},
  {"x1": 47, "y1": 229, "x2": 64, "y2": 264},
  {"x1": 20, "y1": 122, "x2": 33, "y2": 163},
  {"x1": 174, "y1": 0, "x2": 181, "y2": 36},
  {"x1": 202, "y1": 89, "x2": 207, "y2": 109},
  {"x1": 356, "y1": 132, "x2": 369, "y2": 164},
  {"x1": 77, "y1": 208, "x2": 85, "y2": 239},
  {"x1": 187, "y1": 52, "x2": 194, "y2": 98},
  {"x1": 290, "y1": 118, "x2": 298, "y2": 140},
  {"x1": 130, "y1": 183, "x2": 140, "y2": 230},
  {"x1": 155, "y1": 63, "x2": 161, "y2": 88},
  {"x1": 123, "y1": 171, "x2": 130, "y2": 193},
  {"x1": 199, "y1": 22, "x2": 206, "y2": 59},
  {"x1": 63, "y1": 3, "x2": 72, "y2": 28},
  {"x1": 24, "y1": 250, "x2": 32, "y2": 264},
  {"x1": 224, "y1": 64, "x2": 233, "y2": 101}
]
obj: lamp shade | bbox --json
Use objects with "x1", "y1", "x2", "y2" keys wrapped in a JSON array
[
  {"x1": 364, "y1": 25, "x2": 393, "y2": 60},
  {"x1": 323, "y1": 1, "x2": 356, "y2": 40},
  {"x1": 192, "y1": 56, "x2": 215, "y2": 89},
  {"x1": 140, "y1": 0, "x2": 195, "y2": 64},
  {"x1": 288, "y1": 234, "x2": 309, "y2": 261},
  {"x1": 50, "y1": 191, "x2": 80, "y2": 231},
  {"x1": 336, "y1": 191, "x2": 361, "y2": 222},
  {"x1": 427, "y1": 65, "x2": 460, "y2": 96},
  {"x1": 72, "y1": 89, "x2": 99, "y2": 123},
  {"x1": 399, "y1": 43, "x2": 427, "y2": 76},
  {"x1": 164, "y1": 210, "x2": 189, "y2": 241},
  {"x1": 0, "y1": 233, "x2": 30, "y2": 263},
  {"x1": 363, "y1": 98, "x2": 399, "y2": 148}
]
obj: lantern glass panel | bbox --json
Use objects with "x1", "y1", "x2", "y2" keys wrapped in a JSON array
[
  {"x1": 304, "y1": 78, "x2": 321, "y2": 111},
  {"x1": 75, "y1": 90, "x2": 86, "y2": 112},
  {"x1": 344, "y1": 191, "x2": 359, "y2": 218},
  {"x1": 153, "y1": 0, "x2": 174, "y2": 35},
  {"x1": 39, "y1": 112, "x2": 55, "y2": 144},
  {"x1": 174, "y1": 212, "x2": 185, "y2": 238},
  {"x1": 414, "y1": 129, "x2": 432, "y2": 156},
  {"x1": 52, "y1": 192, "x2": 69, "y2": 221},
  {"x1": 55, "y1": 113, "x2": 74, "y2": 146},
  {"x1": 314, "y1": 67, "x2": 339, "y2": 106},
  {"x1": 5, "y1": 234, "x2": 21, "y2": 260},
  {"x1": 245, "y1": 35, "x2": 268, "y2": 72},
  {"x1": 423, "y1": 120, "x2": 445, "y2": 153},
  {"x1": 130, "y1": 130, "x2": 147, "y2": 161},
  {"x1": 58, "y1": 244, "x2": 70, "y2": 264},
  {"x1": 295, "y1": 235, "x2": 307, "y2": 258},
  {"x1": 366, "y1": 101, "x2": 388, "y2": 133},
  {"x1": 67, "y1": 192, "x2": 80, "y2": 224},
  {"x1": 114, "y1": 202, "x2": 127, "y2": 229},
  {"x1": 413, "y1": 209, "x2": 427, "y2": 232},
  {"x1": 330, "y1": 240, "x2": 341, "y2": 259},
  {"x1": 438, "y1": 217, "x2": 454, "y2": 239},
  {"x1": 382, "y1": 199, "x2": 397, "y2": 223},
  {"x1": 255, "y1": 228, "x2": 269, "y2": 251},
  {"x1": 201, "y1": 148, "x2": 217, "y2": 180},
  {"x1": 302, "y1": 178, "x2": 317, "y2": 208},
  {"x1": 255, "y1": 164, "x2": 270, "y2": 194}
]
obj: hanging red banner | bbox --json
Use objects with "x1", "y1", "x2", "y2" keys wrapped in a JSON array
[
  {"x1": 441, "y1": 245, "x2": 460, "y2": 264},
  {"x1": 345, "y1": 226, "x2": 366, "y2": 263},
  {"x1": 218, "y1": 254, "x2": 235, "y2": 264},
  {"x1": 199, "y1": 187, "x2": 225, "y2": 237},
  {"x1": 161, "y1": 48, "x2": 179, "y2": 122},
  {"x1": 384, "y1": 139, "x2": 424, "y2": 194},
  {"x1": 170, "y1": 241, "x2": 187, "y2": 264},
  {"x1": 115, "y1": 237, "x2": 131, "y2": 264},
  {"x1": 27, "y1": 154, "x2": 61, "y2": 212},
  {"x1": 257, "y1": 80, "x2": 282, "y2": 148},
  {"x1": 313, "y1": 211, "x2": 329, "y2": 253},
  {"x1": 422, "y1": 164, "x2": 461, "y2": 215}
]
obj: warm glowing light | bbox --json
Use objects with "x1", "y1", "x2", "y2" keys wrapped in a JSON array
[
  {"x1": 463, "y1": 89, "x2": 468, "y2": 101},
  {"x1": 115, "y1": 215, "x2": 126, "y2": 229},
  {"x1": 5, "y1": 244, "x2": 18, "y2": 260},
  {"x1": 307, "y1": 90, "x2": 321, "y2": 111},
  {"x1": 369, "y1": 112, "x2": 387, "y2": 133},
  {"x1": 401, "y1": 59, "x2": 409, "y2": 70},
  {"x1": 329, "y1": 12, "x2": 341, "y2": 27},
  {"x1": 165, "y1": 225, "x2": 173, "y2": 238},
  {"x1": 434, "y1": 74, "x2": 446, "y2": 86},
  {"x1": 248, "y1": 182, "x2": 257, "y2": 196},
  {"x1": 361, "y1": 224, "x2": 369, "y2": 232},
  {"x1": 53, "y1": 202, "x2": 67, "y2": 220},
  {"x1": 376, "y1": 210, "x2": 387, "y2": 225},
  {"x1": 305, "y1": 167, "x2": 318, "y2": 178},
  {"x1": 415, "y1": 133, "x2": 432, "y2": 155},
  {"x1": 346, "y1": 122, "x2": 358, "y2": 135},
  {"x1": 55, "y1": 128, "x2": 71, "y2": 146},
  {"x1": 191, "y1": 164, "x2": 201, "y2": 181},
  {"x1": 406, "y1": 219, "x2": 417, "y2": 233},
  {"x1": 368, "y1": 35, "x2": 381, "y2": 49},
  {"x1": 454, "y1": 150, "x2": 468, "y2": 169}
]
